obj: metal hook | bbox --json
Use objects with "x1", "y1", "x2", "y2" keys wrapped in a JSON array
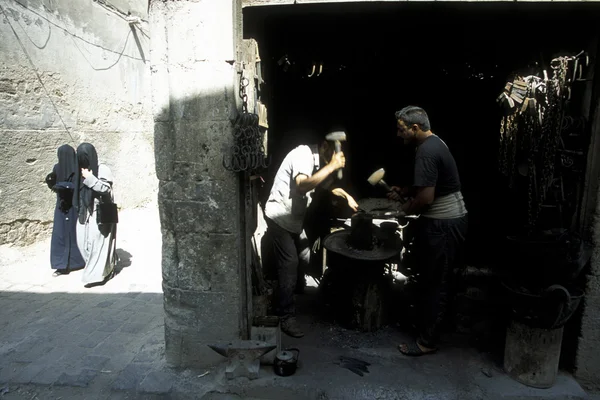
[
  {"x1": 317, "y1": 62, "x2": 323, "y2": 77},
  {"x1": 308, "y1": 63, "x2": 316, "y2": 78}
]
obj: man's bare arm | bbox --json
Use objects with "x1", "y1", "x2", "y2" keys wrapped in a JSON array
[
  {"x1": 402, "y1": 186, "x2": 435, "y2": 215},
  {"x1": 295, "y1": 152, "x2": 344, "y2": 195}
]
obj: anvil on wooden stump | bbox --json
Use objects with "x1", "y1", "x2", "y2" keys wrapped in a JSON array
[{"x1": 207, "y1": 340, "x2": 276, "y2": 379}]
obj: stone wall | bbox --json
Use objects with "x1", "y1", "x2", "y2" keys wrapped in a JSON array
[
  {"x1": 0, "y1": 0, "x2": 156, "y2": 245},
  {"x1": 575, "y1": 77, "x2": 600, "y2": 391},
  {"x1": 149, "y1": 0, "x2": 244, "y2": 368}
]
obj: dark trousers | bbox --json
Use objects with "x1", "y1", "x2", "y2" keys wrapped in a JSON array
[
  {"x1": 414, "y1": 215, "x2": 468, "y2": 348},
  {"x1": 266, "y1": 218, "x2": 310, "y2": 318}
]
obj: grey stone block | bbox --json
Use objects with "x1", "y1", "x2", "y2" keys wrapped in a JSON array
[
  {"x1": 107, "y1": 332, "x2": 138, "y2": 346},
  {"x1": 167, "y1": 70, "x2": 235, "y2": 124},
  {"x1": 78, "y1": 330, "x2": 111, "y2": 349},
  {"x1": 77, "y1": 321, "x2": 103, "y2": 335},
  {"x1": 158, "y1": 199, "x2": 237, "y2": 235},
  {"x1": 96, "y1": 320, "x2": 125, "y2": 333},
  {"x1": 200, "y1": 394, "x2": 243, "y2": 400},
  {"x1": 101, "y1": 351, "x2": 136, "y2": 372},
  {"x1": 59, "y1": 346, "x2": 90, "y2": 369},
  {"x1": 35, "y1": 346, "x2": 68, "y2": 365},
  {"x1": 163, "y1": 282, "x2": 240, "y2": 367},
  {"x1": 54, "y1": 311, "x2": 84, "y2": 324},
  {"x1": 111, "y1": 363, "x2": 152, "y2": 391},
  {"x1": 159, "y1": 179, "x2": 236, "y2": 204},
  {"x1": 11, "y1": 343, "x2": 53, "y2": 363},
  {"x1": 120, "y1": 322, "x2": 151, "y2": 334},
  {"x1": 79, "y1": 355, "x2": 110, "y2": 370},
  {"x1": 138, "y1": 369, "x2": 174, "y2": 394},
  {"x1": 160, "y1": 229, "x2": 178, "y2": 280},
  {"x1": 135, "y1": 293, "x2": 160, "y2": 302},
  {"x1": 123, "y1": 300, "x2": 152, "y2": 313},
  {"x1": 55, "y1": 368, "x2": 98, "y2": 387},
  {"x1": 162, "y1": 232, "x2": 239, "y2": 292},
  {"x1": 154, "y1": 121, "x2": 175, "y2": 181},
  {"x1": 96, "y1": 300, "x2": 116, "y2": 308},
  {"x1": 91, "y1": 341, "x2": 127, "y2": 357},
  {"x1": 133, "y1": 343, "x2": 164, "y2": 363},
  {"x1": 29, "y1": 364, "x2": 66, "y2": 385},
  {"x1": 12, "y1": 362, "x2": 46, "y2": 384}
]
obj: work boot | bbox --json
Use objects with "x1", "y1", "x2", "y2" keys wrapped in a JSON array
[{"x1": 281, "y1": 317, "x2": 305, "y2": 338}]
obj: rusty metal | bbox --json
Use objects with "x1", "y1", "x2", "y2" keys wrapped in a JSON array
[{"x1": 207, "y1": 340, "x2": 276, "y2": 379}]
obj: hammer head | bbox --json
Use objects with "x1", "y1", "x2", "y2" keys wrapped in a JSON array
[
  {"x1": 367, "y1": 168, "x2": 386, "y2": 186},
  {"x1": 367, "y1": 168, "x2": 392, "y2": 192},
  {"x1": 325, "y1": 131, "x2": 347, "y2": 142}
]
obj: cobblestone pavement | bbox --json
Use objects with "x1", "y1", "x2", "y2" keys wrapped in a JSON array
[
  {"x1": 0, "y1": 203, "x2": 177, "y2": 398},
  {"x1": 0, "y1": 203, "x2": 595, "y2": 400}
]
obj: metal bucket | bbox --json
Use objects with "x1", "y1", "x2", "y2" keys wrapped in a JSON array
[{"x1": 504, "y1": 319, "x2": 564, "y2": 389}]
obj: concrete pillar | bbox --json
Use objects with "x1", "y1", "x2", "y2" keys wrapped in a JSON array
[{"x1": 149, "y1": 0, "x2": 244, "y2": 367}]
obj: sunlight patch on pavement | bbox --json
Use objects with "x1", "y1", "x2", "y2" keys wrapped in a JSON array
[{"x1": 0, "y1": 205, "x2": 163, "y2": 295}]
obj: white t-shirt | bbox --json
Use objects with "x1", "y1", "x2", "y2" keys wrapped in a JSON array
[{"x1": 265, "y1": 145, "x2": 319, "y2": 234}]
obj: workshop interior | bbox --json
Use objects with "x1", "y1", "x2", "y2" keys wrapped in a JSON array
[{"x1": 240, "y1": 2, "x2": 600, "y2": 379}]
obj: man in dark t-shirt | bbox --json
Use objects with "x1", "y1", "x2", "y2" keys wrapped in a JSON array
[{"x1": 388, "y1": 106, "x2": 468, "y2": 356}]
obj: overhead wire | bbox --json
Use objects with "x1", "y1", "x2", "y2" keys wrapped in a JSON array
[
  {"x1": 7, "y1": 0, "x2": 145, "y2": 62},
  {"x1": 0, "y1": 2, "x2": 77, "y2": 146}
]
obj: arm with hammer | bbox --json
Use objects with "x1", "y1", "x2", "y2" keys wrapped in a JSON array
[
  {"x1": 295, "y1": 131, "x2": 358, "y2": 212},
  {"x1": 325, "y1": 131, "x2": 346, "y2": 180}
]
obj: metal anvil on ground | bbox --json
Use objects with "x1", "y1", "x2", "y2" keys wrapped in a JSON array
[{"x1": 207, "y1": 340, "x2": 276, "y2": 379}]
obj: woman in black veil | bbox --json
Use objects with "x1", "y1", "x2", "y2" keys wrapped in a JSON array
[{"x1": 45, "y1": 144, "x2": 85, "y2": 276}]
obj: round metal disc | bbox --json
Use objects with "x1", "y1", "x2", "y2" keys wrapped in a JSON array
[{"x1": 323, "y1": 231, "x2": 400, "y2": 261}]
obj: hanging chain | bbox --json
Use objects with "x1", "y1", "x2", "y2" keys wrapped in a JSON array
[
  {"x1": 239, "y1": 72, "x2": 249, "y2": 114},
  {"x1": 498, "y1": 54, "x2": 580, "y2": 232},
  {"x1": 222, "y1": 69, "x2": 271, "y2": 172},
  {"x1": 499, "y1": 117, "x2": 506, "y2": 175}
]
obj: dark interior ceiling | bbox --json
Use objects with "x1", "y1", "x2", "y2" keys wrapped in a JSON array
[{"x1": 243, "y1": 2, "x2": 600, "y2": 264}]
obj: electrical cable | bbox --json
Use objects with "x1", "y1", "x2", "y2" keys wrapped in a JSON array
[{"x1": 0, "y1": 3, "x2": 77, "y2": 145}]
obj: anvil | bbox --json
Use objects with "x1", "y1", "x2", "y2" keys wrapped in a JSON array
[{"x1": 207, "y1": 340, "x2": 276, "y2": 379}]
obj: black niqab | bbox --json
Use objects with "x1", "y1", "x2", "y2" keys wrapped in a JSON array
[
  {"x1": 76, "y1": 143, "x2": 99, "y2": 223},
  {"x1": 56, "y1": 144, "x2": 77, "y2": 183}
]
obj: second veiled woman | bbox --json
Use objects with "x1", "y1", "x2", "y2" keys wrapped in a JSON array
[{"x1": 75, "y1": 143, "x2": 117, "y2": 288}]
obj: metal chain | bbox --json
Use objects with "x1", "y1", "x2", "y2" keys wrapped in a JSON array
[
  {"x1": 222, "y1": 71, "x2": 271, "y2": 172},
  {"x1": 499, "y1": 117, "x2": 507, "y2": 175},
  {"x1": 498, "y1": 55, "x2": 576, "y2": 231},
  {"x1": 508, "y1": 114, "x2": 518, "y2": 188}
]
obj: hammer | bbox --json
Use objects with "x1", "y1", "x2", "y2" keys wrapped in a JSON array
[
  {"x1": 325, "y1": 131, "x2": 347, "y2": 180},
  {"x1": 367, "y1": 168, "x2": 392, "y2": 192}
]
